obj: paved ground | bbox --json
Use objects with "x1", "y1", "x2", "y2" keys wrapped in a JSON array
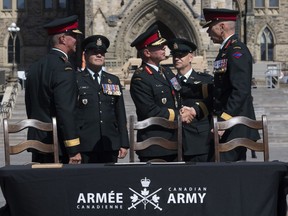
[{"x1": 0, "y1": 86, "x2": 288, "y2": 210}]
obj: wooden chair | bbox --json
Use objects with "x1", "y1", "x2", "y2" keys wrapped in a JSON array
[
  {"x1": 129, "y1": 115, "x2": 182, "y2": 162},
  {"x1": 3, "y1": 118, "x2": 59, "y2": 165},
  {"x1": 213, "y1": 115, "x2": 269, "y2": 162}
]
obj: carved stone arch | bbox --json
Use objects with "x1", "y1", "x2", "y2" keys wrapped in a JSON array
[{"x1": 114, "y1": 0, "x2": 204, "y2": 64}]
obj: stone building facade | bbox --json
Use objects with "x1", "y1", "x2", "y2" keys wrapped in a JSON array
[{"x1": 0, "y1": 0, "x2": 287, "y2": 84}]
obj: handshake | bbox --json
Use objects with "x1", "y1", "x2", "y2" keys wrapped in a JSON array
[{"x1": 179, "y1": 106, "x2": 196, "y2": 124}]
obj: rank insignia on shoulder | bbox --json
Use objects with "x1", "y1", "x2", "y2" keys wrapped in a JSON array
[
  {"x1": 65, "y1": 67, "x2": 73, "y2": 71},
  {"x1": 233, "y1": 46, "x2": 242, "y2": 50},
  {"x1": 108, "y1": 79, "x2": 112, "y2": 84},
  {"x1": 61, "y1": 56, "x2": 68, "y2": 62},
  {"x1": 135, "y1": 67, "x2": 143, "y2": 74},
  {"x1": 232, "y1": 52, "x2": 243, "y2": 59}
]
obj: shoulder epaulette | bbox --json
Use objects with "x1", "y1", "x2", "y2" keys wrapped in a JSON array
[
  {"x1": 196, "y1": 71, "x2": 212, "y2": 77},
  {"x1": 60, "y1": 56, "x2": 68, "y2": 63},
  {"x1": 134, "y1": 67, "x2": 143, "y2": 75},
  {"x1": 224, "y1": 39, "x2": 232, "y2": 49}
]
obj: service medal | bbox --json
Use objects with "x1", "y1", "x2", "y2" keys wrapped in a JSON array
[{"x1": 169, "y1": 77, "x2": 181, "y2": 91}]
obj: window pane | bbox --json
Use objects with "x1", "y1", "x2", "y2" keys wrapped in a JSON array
[
  {"x1": 3, "y1": 0, "x2": 12, "y2": 9},
  {"x1": 8, "y1": 37, "x2": 13, "y2": 63},
  {"x1": 44, "y1": 0, "x2": 53, "y2": 9},
  {"x1": 268, "y1": 44, "x2": 274, "y2": 61},
  {"x1": 269, "y1": 0, "x2": 279, "y2": 7},
  {"x1": 255, "y1": 0, "x2": 265, "y2": 7},
  {"x1": 264, "y1": 28, "x2": 273, "y2": 44},
  {"x1": 260, "y1": 44, "x2": 266, "y2": 61},
  {"x1": 260, "y1": 34, "x2": 266, "y2": 44},
  {"x1": 8, "y1": 36, "x2": 20, "y2": 64},
  {"x1": 16, "y1": 38, "x2": 20, "y2": 64},
  {"x1": 17, "y1": 0, "x2": 25, "y2": 9},
  {"x1": 58, "y1": 0, "x2": 67, "y2": 9}
]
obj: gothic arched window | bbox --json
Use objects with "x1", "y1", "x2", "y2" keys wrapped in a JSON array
[
  {"x1": 8, "y1": 35, "x2": 20, "y2": 64},
  {"x1": 260, "y1": 27, "x2": 274, "y2": 61}
]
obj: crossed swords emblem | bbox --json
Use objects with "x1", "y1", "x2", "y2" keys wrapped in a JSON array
[{"x1": 128, "y1": 187, "x2": 162, "y2": 211}]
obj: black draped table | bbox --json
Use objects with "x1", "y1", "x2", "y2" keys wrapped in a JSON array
[{"x1": 0, "y1": 162, "x2": 287, "y2": 216}]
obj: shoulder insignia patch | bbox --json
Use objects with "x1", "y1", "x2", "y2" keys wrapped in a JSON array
[
  {"x1": 232, "y1": 52, "x2": 243, "y2": 59},
  {"x1": 231, "y1": 39, "x2": 238, "y2": 44},
  {"x1": 233, "y1": 46, "x2": 242, "y2": 50}
]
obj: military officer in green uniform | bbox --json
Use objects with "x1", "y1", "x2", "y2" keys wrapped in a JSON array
[
  {"x1": 202, "y1": 8, "x2": 260, "y2": 161},
  {"x1": 168, "y1": 38, "x2": 214, "y2": 162},
  {"x1": 25, "y1": 15, "x2": 82, "y2": 164},
  {"x1": 76, "y1": 35, "x2": 129, "y2": 163}
]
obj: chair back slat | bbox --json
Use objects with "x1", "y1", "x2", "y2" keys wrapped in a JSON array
[
  {"x1": 3, "y1": 118, "x2": 59, "y2": 165},
  {"x1": 213, "y1": 115, "x2": 269, "y2": 162},
  {"x1": 129, "y1": 115, "x2": 182, "y2": 162}
]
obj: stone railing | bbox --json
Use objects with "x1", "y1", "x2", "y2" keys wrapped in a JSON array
[{"x1": 0, "y1": 83, "x2": 19, "y2": 122}]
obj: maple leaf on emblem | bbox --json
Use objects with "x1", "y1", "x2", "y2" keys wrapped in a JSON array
[
  {"x1": 152, "y1": 195, "x2": 160, "y2": 203},
  {"x1": 130, "y1": 194, "x2": 138, "y2": 202}
]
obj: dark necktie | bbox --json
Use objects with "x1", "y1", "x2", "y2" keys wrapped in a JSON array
[
  {"x1": 178, "y1": 75, "x2": 186, "y2": 83},
  {"x1": 93, "y1": 73, "x2": 100, "y2": 89}
]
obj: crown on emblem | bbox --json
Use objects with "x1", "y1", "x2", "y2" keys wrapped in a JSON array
[
  {"x1": 96, "y1": 38, "x2": 102, "y2": 46},
  {"x1": 173, "y1": 42, "x2": 178, "y2": 50},
  {"x1": 141, "y1": 177, "x2": 151, "y2": 187}
]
